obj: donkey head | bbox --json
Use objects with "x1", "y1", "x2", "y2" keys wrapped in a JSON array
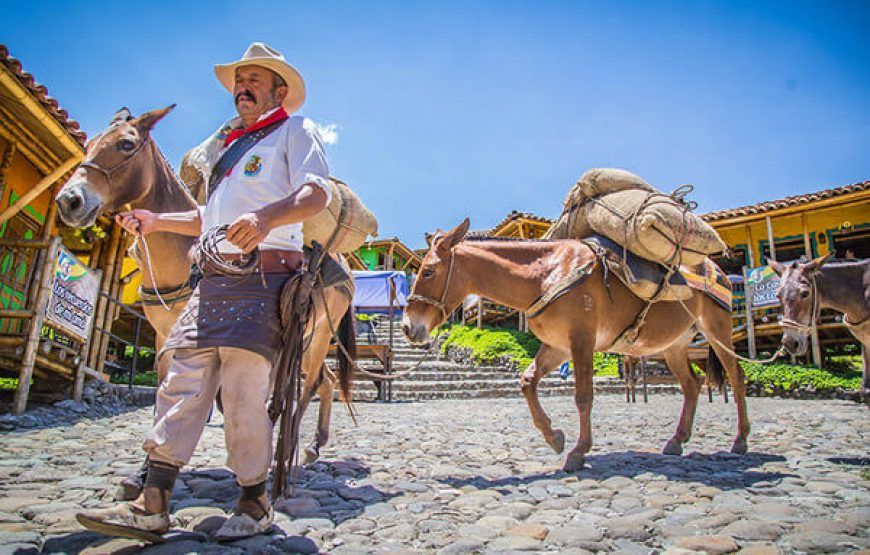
[
  {"x1": 56, "y1": 105, "x2": 175, "y2": 227},
  {"x1": 770, "y1": 253, "x2": 832, "y2": 355},
  {"x1": 403, "y1": 218, "x2": 470, "y2": 345}
]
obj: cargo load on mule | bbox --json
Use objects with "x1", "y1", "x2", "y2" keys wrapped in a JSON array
[{"x1": 545, "y1": 168, "x2": 725, "y2": 267}]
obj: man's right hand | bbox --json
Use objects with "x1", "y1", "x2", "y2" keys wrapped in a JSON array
[{"x1": 115, "y1": 209, "x2": 158, "y2": 236}]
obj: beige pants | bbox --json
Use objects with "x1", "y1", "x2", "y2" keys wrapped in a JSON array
[{"x1": 144, "y1": 347, "x2": 275, "y2": 486}]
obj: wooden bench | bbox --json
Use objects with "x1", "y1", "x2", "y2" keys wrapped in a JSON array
[{"x1": 328, "y1": 343, "x2": 393, "y2": 401}]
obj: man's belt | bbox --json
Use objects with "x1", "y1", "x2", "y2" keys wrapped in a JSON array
[{"x1": 219, "y1": 250, "x2": 303, "y2": 274}]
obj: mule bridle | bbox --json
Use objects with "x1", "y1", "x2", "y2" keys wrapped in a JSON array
[
  {"x1": 407, "y1": 249, "x2": 457, "y2": 322},
  {"x1": 779, "y1": 274, "x2": 820, "y2": 334},
  {"x1": 79, "y1": 134, "x2": 151, "y2": 187}
]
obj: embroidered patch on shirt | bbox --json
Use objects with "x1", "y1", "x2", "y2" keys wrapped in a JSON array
[
  {"x1": 217, "y1": 124, "x2": 233, "y2": 140},
  {"x1": 244, "y1": 154, "x2": 263, "y2": 177}
]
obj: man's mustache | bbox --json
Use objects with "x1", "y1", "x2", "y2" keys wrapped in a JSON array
[{"x1": 235, "y1": 90, "x2": 256, "y2": 104}]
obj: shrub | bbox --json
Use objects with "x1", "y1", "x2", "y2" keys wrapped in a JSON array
[
  {"x1": 740, "y1": 361, "x2": 861, "y2": 393},
  {"x1": 110, "y1": 370, "x2": 158, "y2": 387},
  {"x1": 439, "y1": 324, "x2": 621, "y2": 376}
]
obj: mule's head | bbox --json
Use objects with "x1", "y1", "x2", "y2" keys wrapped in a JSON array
[
  {"x1": 56, "y1": 105, "x2": 175, "y2": 227},
  {"x1": 403, "y1": 218, "x2": 470, "y2": 345},
  {"x1": 770, "y1": 253, "x2": 832, "y2": 355}
]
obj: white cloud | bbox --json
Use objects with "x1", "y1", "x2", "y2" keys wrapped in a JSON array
[{"x1": 313, "y1": 122, "x2": 339, "y2": 145}]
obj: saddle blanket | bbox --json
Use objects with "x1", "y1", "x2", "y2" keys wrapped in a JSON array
[{"x1": 679, "y1": 258, "x2": 732, "y2": 311}]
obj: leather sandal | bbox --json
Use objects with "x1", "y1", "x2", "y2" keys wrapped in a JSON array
[
  {"x1": 76, "y1": 504, "x2": 169, "y2": 544},
  {"x1": 214, "y1": 497, "x2": 274, "y2": 542}
]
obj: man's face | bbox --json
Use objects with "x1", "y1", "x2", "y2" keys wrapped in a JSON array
[{"x1": 233, "y1": 65, "x2": 287, "y2": 119}]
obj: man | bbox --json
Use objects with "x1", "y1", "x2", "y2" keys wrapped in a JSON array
[{"x1": 76, "y1": 42, "x2": 331, "y2": 542}]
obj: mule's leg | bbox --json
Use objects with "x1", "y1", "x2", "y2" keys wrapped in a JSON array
[
  {"x1": 520, "y1": 344, "x2": 568, "y2": 453},
  {"x1": 305, "y1": 365, "x2": 336, "y2": 464},
  {"x1": 704, "y1": 308, "x2": 750, "y2": 454},
  {"x1": 861, "y1": 342, "x2": 870, "y2": 399},
  {"x1": 564, "y1": 339, "x2": 595, "y2": 472},
  {"x1": 661, "y1": 344, "x2": 701, "y2": 456}
]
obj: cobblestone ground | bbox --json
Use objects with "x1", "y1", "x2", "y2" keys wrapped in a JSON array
[{"x1": 0, "y1": 394, "x2": 868, "y2": 554}]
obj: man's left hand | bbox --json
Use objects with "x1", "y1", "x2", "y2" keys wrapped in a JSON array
[{"x1": 226, "y1": 211, "x2": 272, "y2": 253}]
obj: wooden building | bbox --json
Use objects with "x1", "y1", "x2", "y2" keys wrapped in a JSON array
[
  {"x1": 356, "y1": 237, "x2": 422, "y2": 273},
  {"x1": 702, "y1": 180, "x2": 869, "y2": 361},
  {"x1": 0, "y1": 46, "x2": 146, "y2": 414}
]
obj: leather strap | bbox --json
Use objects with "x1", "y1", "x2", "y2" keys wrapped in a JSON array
[
  {"x1": 207, "y1": 117, "x2": 287, "y2": 201},
  {"x1": 217, "y1": 250, "x2": 303, "y2": 274}
]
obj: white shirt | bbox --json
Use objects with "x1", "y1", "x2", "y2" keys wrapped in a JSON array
[{"x1": 201, "y1": 111, "x2": 332, "y2": 253}]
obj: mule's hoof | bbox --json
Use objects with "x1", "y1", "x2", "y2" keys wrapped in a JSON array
[
  {"x1": 730, "y1": 437, "x2": 748, "y2": 455},
  {"x1": 662, "y1": 438, "x2": 683, "y2": 456},
  {"x1": 303, "y1": 446, "x2": 320, "y2": 465},
  {"x1": 548, "y1": 429, "x2": 566, "y2": 454},
  {"x1": 563, "y1": 453, "x2": 585, "y2": 473}
]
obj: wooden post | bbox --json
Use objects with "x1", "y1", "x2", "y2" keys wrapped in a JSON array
[
  {"x1": 95, "y1": 234, "x2": 127, "y2": 374},
  {"x1": 765, "y1": 216, "x2": 776, "y2": 263},
  {"x1": 73, "y1": 359, "x2": 86, "y2": 401},
  {"x1": 88, "y1": 224, "x2": 122, "y2": 369},
  {"x1": 13, "y1": 236, "x2": 61, "y2": 414},
  {"x1": 801, "y1": 214, "x2": 822, "y2": 367},
  {"x1": 0, "y1": 156, "x2": 81, "y2": 225},
  {"x1": 745, "y1": 224, "x2": 756, "y2": 267},
  {"x1": 477, "y1": 297, "x2": 483, "y2": 329},
  {"x1": 0, "y1": 140, "x2": 15, "y2": 202},
  {"x1": 641, "y1": 357, "x2": 648, "y2": 403},
  {"x1": 743, "y1": 266, "x2": 757, "y2": 359}
]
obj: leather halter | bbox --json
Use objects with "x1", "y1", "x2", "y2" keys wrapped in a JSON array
[
  {"x1": 779, "y1": 274, "x2": 820, "y2": 334},
  {"x1": 79, "y1": 135, "x2": 151, "y2": 189},
  {"x1": 407, "y1": 249, "x2": 456, "y2": 322}
]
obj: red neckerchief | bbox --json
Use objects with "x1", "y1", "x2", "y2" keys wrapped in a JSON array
[{"x1": 223, "y1": 107, "x2": 288, "y2": 147}]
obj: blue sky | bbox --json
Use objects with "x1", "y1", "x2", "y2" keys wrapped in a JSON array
[{"x1": 3, "y1": 1, "x2": 868, "y2": 248}]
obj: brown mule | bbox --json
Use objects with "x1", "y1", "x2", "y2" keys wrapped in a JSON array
[
  {"x1": 771, "y1": 254, "x2": 870, "y2": 398},
  {"x1": 55, "y1": 106, "x2": 355, "y2": 470},
  {"x1": 403, "y1": 218, "x2": 750, "y2": 471}
]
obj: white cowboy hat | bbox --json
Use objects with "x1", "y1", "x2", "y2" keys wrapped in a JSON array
[{"x1": 214, "y1": 42, "x2": 306, "y2": 113}]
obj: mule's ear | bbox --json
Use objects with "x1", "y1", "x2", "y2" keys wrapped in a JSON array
[
  {"x1": 441, "y1": 218, "x2": 470, "y2": 250},
  {"x1": 806, "y1": 252, "x2": 834, "y2": 273},
  {"x1": 769, "y1": 259, "x2": 787, "y2": 276},
  {"x1": 135, "y1": 104, "x2": 176, "y2": 132},
  {"x1": 110, "y1": 107, "x2": 133, "y2": 126}
]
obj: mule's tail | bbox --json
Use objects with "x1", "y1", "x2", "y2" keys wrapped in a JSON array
[
  {"x1": 706, "y1": 346, "x2": 726, "y2": 389},
  {"x1": 336, "y1": 305, "x2": 357, "y2": 419}
]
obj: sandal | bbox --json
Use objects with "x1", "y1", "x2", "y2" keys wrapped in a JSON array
[
  {"x1": 76, "y1": 504, "x2": 169, "y2": 544},
  {"x1": 214, "y1": 497, "x2": 274, "y2": 542}
]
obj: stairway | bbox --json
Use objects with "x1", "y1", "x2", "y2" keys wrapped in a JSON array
[{"x1": 337, "y1": 318, "x2": 681, "y2": 401}]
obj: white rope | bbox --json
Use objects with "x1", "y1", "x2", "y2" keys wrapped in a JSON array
[{"x1": 137, "y1": 233, "x2": 172, "y2": 312}]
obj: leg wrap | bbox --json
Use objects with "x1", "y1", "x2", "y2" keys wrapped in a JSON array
[
  {"x1": 144, "y1": 460, "x2": 179, "y2": 492},
  {"x1": 240, "y1": 480, "x2": 266, "y2": 500}
]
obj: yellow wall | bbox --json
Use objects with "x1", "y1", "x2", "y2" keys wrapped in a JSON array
[
  {"x1": 120, "y1": 257, "x2": 142, "y2": 305},
  {"x1": 5, "y1": 152, "x2": 51, "y2": 218},
  {"x1": 712, "y1": 195, "x2": 869, "y2": 267}
]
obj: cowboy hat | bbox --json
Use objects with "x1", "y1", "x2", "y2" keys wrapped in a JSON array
[{"x1": 214, "y1": 42, "x2": 306, "y2": 113}]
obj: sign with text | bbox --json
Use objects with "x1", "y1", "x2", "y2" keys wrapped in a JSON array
[
  {"x1": 746, "y1": 265, "x2": 781, "y2": 308},
  {"x1": 45, "y1": 247, "x2": 100, "y2": 341}
]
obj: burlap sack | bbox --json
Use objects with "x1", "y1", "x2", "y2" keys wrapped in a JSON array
[
  {"x1": 546, "y1": 168, "x2": 651, "y2": 240},
  {"x1": 586, "y1": 189, "x2": 725, "y2": 266},
  {"x1": 576, "y1": 168, "x2": 654, "y2": 199},
  {"x1": 303, "y1": 178, "x2": 378, "y2": 253}
]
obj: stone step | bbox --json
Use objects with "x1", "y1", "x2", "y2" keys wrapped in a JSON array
[
  {"x1": 349, "y1": 378, "x2": 676, "y2": 395},
  {"x1": 345, "y1": 380, "x2": 679, "y2": 401}
]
